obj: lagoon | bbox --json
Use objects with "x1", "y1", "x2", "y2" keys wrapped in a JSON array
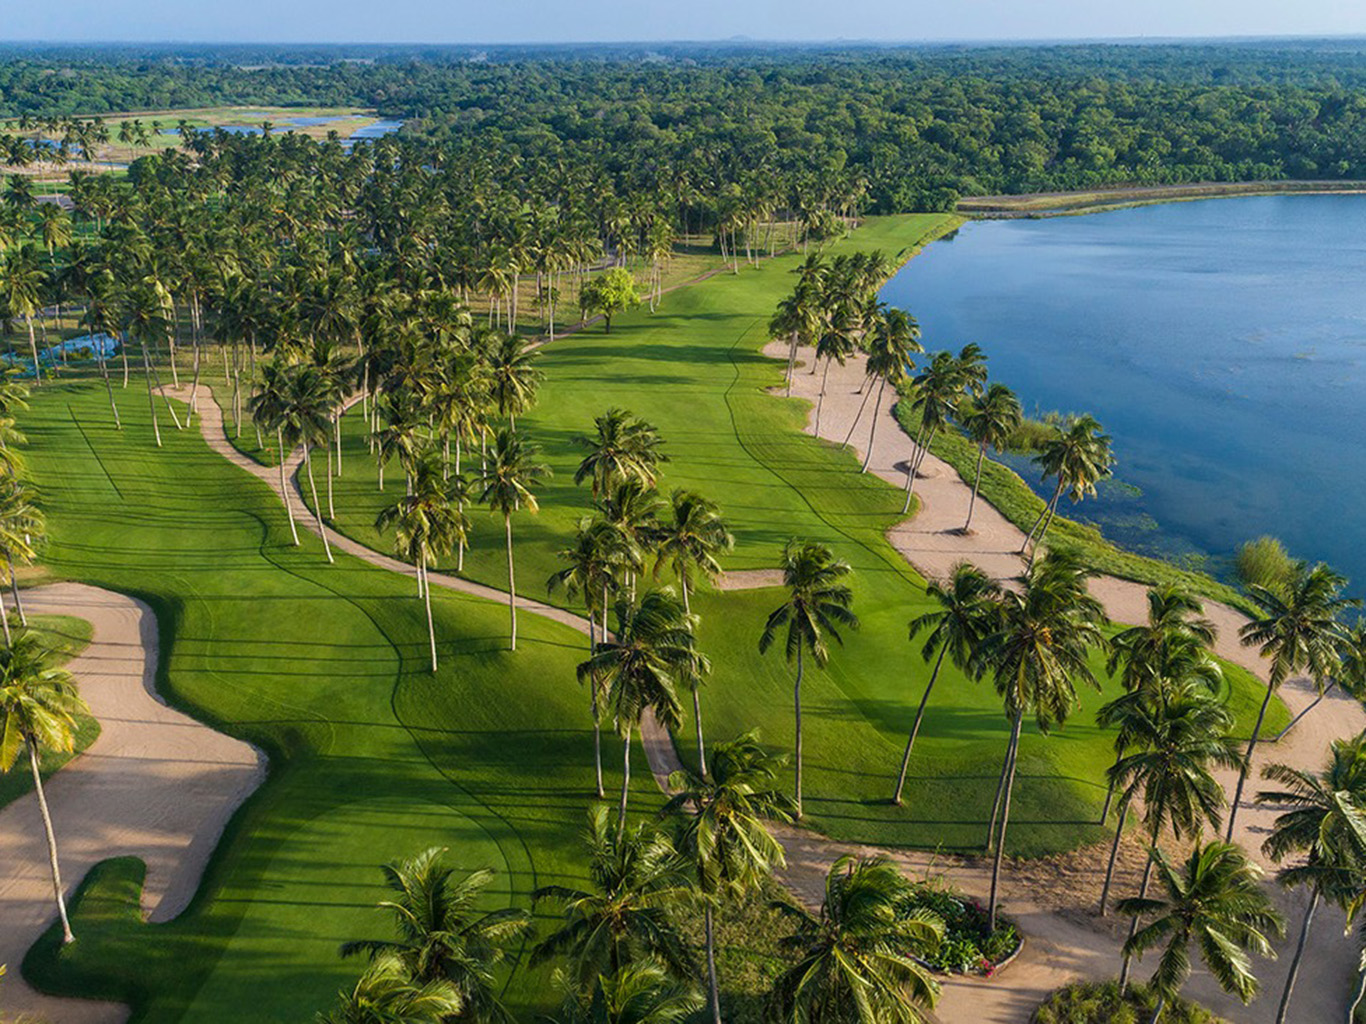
[{"x1": 880, "y1": 195, "x2": 1366, "y2": 590}]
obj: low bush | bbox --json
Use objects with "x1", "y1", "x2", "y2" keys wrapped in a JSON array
[{"x1": 1032, "y1": 979, "x2": 1226, "y2": 1024}]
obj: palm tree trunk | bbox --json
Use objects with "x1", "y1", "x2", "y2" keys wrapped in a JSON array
[
  {"x1": 505, "y1": 514, "x2": 517, "y2": 651},
  {"x1": 965, "y1": 443, "x2": 987, "y2": 531},
  {"x1": 1119, "y1": 834, "x2": 1160, "y2": 991},
  {"x1": 1226, "y1": 681, "x2": 1276, "y2": 842},
  {"x1": 1346, "y1": 955, "x2": 1366, "y2": 1024},
  {"x1": 26, "y1": 316, "x2": 41, "y2": 384},
  {"x1": 1099, "y1": 800, "x2": 1129, "y2": 916},
  {"x1": 587, "y1": 610, "x2": 604, "y2": 798},
  {"x1": 785, "y1": 332, "x2": 799, "y2": 397},
  {"x1": 7, "y1": 550, "x2": 26, "y2": 625},
  {"x1": 704, "y1": 903, "x2": 722, "y2": 1024},
  {"x1": 1275, "y1": 887, "x2": 1320, "y2": 1024},
  {"x1": 861, "y1": 378, "x2": 887, "y2": 473},
  {"x1": 96, "y1": 341, "x2": 120, "y2": 428},
  {"x1": 0, "y1": 586, "x2": 11, "y2": 644},
  {"x1": 794, "y1": 643, "x2": 805, "y2": 818},
  {"x1": 277, "y1": 428, "x2": 299, "y2": 546},
  {"x1": 423, "y1": 558, "x2": 437, "y2": 673},
  {"x1": 1149, "y1": 995, "x2": 1166, "y2": 1024},
  {"x1": 902, "y1": 425, "x2": 936, "y2": 514},
  {"x1": 892, "y1": 644, "x2": 947, "y2": 805},
  {"x1": 29, "y1": 742, "x2": 74, "y2": 943},
  {"x1": 1022, "y1": 483, "x2": 1063, "y2": 553},
  {"x1": 618, "y1": 724, "x2": 632, "y2": 839},
  {"x1": 304, "y1": 447, "x2": 333, "y2": 563},
  {"x1": 988, "y1": 713, "x2": 1024, "y2": 932},
  {"x1": 813, "y1": 357, "x2": 830, "y2": 435},
  {"x1": 840, "y1": 372, "x2": 875, "y2": 448},
  {"x1": 140, "y1": 339, "x2": 162, "y2": 447}
]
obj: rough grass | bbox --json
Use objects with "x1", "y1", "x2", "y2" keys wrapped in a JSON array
[{"x1": 16, "y1": 384, "x2": 650, "y2": 1021}]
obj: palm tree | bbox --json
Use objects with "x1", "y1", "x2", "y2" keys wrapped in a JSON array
[
  {"x1": 487, "y1": 332, "x2": 543, "y2": 429},
  {"x1": 960, "y1": 383, "x2": 1021, "y2": 532},
  {"x1": 597, "y1": 480, "x2": 663, "y2": 600},
  {"x1": 574, "y1": 409, "x2": 669, "y2": 498},
  {"x1": 1, "y1": 245, "x2": 46, "y2": 383},
  {"x1": 532, "y1": 806, "x2": 694, "y2": 993},
  {"x1": 317, "y1": 953, "x2": 463, "y2": 1024},
  {"x1": 554, "y1": 961, "x2": 703, "y2": 1024},
  {"x1": 0, "y1": 631, "x2": 88, "y2": 943},
  {"x1": 851, "y1": 306, "x2": 920, "y2": 471},
  {"x1": 550, "y1": 519, "x2": 627, "y2": 797},
  {"x1": 288, "y1": 364, "x2": 340, "y2": 563},
  {"x1": 892, "y1": 562, "x2": 1001, "y2": 805},
  {"x1": 0, "y1": 476, "x2": 42, "y2": 639},
  {"x1": 811, "y1": 303, "x2": 858, "y2": 436},
  {"x1": 1228, "y1": 562, "x2": 1357, "y2": 840},
  {"x1": 653, "y1": 489, "x2": 732, "y2": 776},
  {"x1": 900, "y1": 351, "x2": 965, "y2": 514},
  {"x1": 1117, "y1": 842, "x2": 1283, "y2": 1023},
  {"x1": 768, "y1": 854, "x2": 943, "y2": 1024},
  {"x1": 479, "y1": 428, "x2": 549, "y2": 651},
  {"x1": 982, "y1": 551, "x2": 1107, "y2": 931},
  {"x1": 664, "y1": 731, "x2": 796, "y2": 1024},
  {"x1": 759, "y1": 540, "x2": 859, "y2": 818},
  {"x1": 341, "y1": 847, "x2": 529, "y2": 1023},
  {"x1": 377, "y1": 456, "x2": 470, "y2": 672},
  {"x1": 1021, "y1": 414, "x2": 1115, "y2": 559},
  {"x1": 1256, "y1": 734, "x2": 1366, "y2": 1024},
  {"x1": 250, "y1": 362, "x2": 301, "y2": 545},
  {"x1": 580, "y1": 589, "x2": 697, "y2": 833}
]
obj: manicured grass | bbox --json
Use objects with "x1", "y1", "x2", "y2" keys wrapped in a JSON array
[
  {"x1": 17, "y1": 384, "x2": 655, "y2": 1021},
  {"x1": 894, "y1": 403, "x2": 1252, "y2": 611},
  {"x1": 311, "y1": 213, "x2": 1284, "y2": 858},
  {"x1": 0, "y1": 614, "x2": 96, "y2": 811}
]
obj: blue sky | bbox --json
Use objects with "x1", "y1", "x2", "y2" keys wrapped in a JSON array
[{"x1": 6, "y1": 0, "x2": 1366, "y2": 44}]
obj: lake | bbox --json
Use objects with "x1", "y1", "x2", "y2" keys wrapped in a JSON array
[{"x1": 880, "y1": 195, "x2": 1366, "y2": 591}]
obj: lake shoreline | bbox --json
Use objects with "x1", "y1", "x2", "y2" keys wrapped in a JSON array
[{"x1": 957, "y1": 179, "x2": 1366, "y2": 218}]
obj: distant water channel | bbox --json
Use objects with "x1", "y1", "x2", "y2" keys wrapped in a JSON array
[{"x1": 880, "y1": 195, "x2": 1366, "y2": 590}]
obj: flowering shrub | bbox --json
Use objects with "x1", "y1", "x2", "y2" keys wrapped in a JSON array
[{"x1": 904, "y1": 882, "x2": 1021, "y2": 976}]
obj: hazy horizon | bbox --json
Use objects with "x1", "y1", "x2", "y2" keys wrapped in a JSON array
[{"x1": 6, "y1": 0, "x2": 1366, "y2": 47}]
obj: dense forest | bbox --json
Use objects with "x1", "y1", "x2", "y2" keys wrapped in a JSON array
[{"x1": 8, "y1": 43, "x2": 1366, "y2": 207}]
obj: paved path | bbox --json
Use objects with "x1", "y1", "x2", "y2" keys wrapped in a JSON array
[{"x1": 0, "y1": 584, "x2": 264, "y2": 1024}]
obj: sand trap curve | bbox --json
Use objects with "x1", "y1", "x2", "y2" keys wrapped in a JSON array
[{"x1": 0, "y1": 583, "x2": 264, "y2": 1024}]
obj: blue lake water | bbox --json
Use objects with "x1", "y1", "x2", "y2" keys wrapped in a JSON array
[{"x1": 879, "y1": 195, "x2": 1366, "y2": 590}]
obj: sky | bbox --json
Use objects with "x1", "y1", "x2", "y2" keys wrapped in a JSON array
[{"x1": 5, "y1": 0, "x2": 1366, "y2": 45}]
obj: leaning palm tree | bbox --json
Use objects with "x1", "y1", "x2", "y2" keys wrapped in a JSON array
[
  {"x1": 1256, "y1": 734, "x2": 1366, "y2": 1024},
  {"x1": 1118, "y1": 842, "x2": 1283, "y2": 1022},
  {"x1": 960, "y1": 383, "x2": 1021, "y2": 532},
  {"x1": 664, "y1": 731, "x2": 796, "y2": 1024},
  {"x1": 0, "y1": 631, "x2": 88, "y2": 943},
  {"x1": 1228, "y1": 561, "x2": 1357, "y2": 840},
  {"x1": 768, "y1": 854, "x2": 944, "y2": 1024},
  {"x1": 892, "y1": 562, "x2": 1000, "y2": 805},
  {"x1": 377, "y1": 455, "x2": 470, "y2": 672},
  {"x1": 340, "y1": 847, "x2": 529, "y2": 1023},
  {"x1": 653, "y1": 489, "x2": 733, "y2": 776},
  {"x1": 854, "y1": 306, "x2": 921, "y2": 471},
  {"x1": 580, "y1": 590, "x2": 697, "y2": 834},
  {"x1": 759, "y1": 540, "x2": 859, "y2": 817},
  {"x1": 316, "y1": 952, "x2": 463, "y2": 1024},
  {"x1": 574, "y1": 409, "x2": 669, "y2": 499},
  {"x1": 1021, "y1": 413, "x2": 1115, "y2": 559},
  {"x1": 479, "y1": 428, "x2": 550, "y2": 651},
  {"x1": 982, "y1": 551, "x2": 1108, "y2": 932},
  {"x1": 900, "y1": 350, "x2": 964, "y2": 514},
  {"x1": 532, "y1": 806, "x2": 695, "y2": 995}
]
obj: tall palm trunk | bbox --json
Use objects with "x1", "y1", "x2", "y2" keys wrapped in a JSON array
[
  {"x1": 1022, "y1": 481, "x2": 1064, "y2": 553},
  {"x1": 1226, "y1": 681, "x2": 1276, "y2": 841},
  {"x1": 277, "y1": 428, "x2": 300, "y2": 545},
  {"x1": 988, "y1": 713, "x2": 1024, "y2": 932},
  {"x1": 704, "y1": 903, "x2": 722, "y2": 1024},
  {"x1": 140, "y1": 339, "x2": 162, "y2": 447},
  {"x1": 0, "y1": 587, "x2": 11, "y2": 644},
  {"x1": 1275, "y1": 887, "x2": 1319, "y2": 1024},
  {"x1": 813, "y1": 357, "x2": 831, "y2": 435},
  {"x1": 505, "y1": 513, "x2": 517, "y2": 651},
  {"x1": 861, "y1": 378, "x2": 887, "y2": 473},
  {"x1": 964, "y1": 443, "x2": 988, "y2": 531},
  {"x1": 892, "y1": 644, "x2": 948, "y2": 805},
  {"x1": 7, "y1": 550, "x2": 26, "y2": 626},
  {"x1": 586, "y1": 611, "x2": 604, "y2": 798},
  {"x1": 617, "y1": 724, "x2": 632, "y2": 839},
  {"x1": 681, "y1": 578, "x2": 708, "y2": 778},
  {"x1": 304, "y1": 447, "x2": 333, "y2": 563},
  {"x1": 1119, "y1": 825, "x2": 1162, "y2": 991},
  {"x1": 793, "y1": 644, "x2": 805, "y2": 818},
  {"x1": 95, "y1": 341, "x2": 120, "y2": 429},
  {"x1": 29, "y1": 741, "x2": 74, "y2": 943},
  {"x1": 25, "y1": 315, "x2": 41, "y2": 384},
  {"x1": 422, "y1": 558, "x2": 437, "y2": 673},
  {"x1": 841, "y1": 373, "x2": 876, "y2": 450},
  {"x1": 325, "y1": 443, "x2": 335, "y2": 520},
  {"x1": 785, "y1": 332, "x2": 799, "y2": 397},
  {"x1": 1099, "y1": 799, "x2": 1129, "y2": 915}
]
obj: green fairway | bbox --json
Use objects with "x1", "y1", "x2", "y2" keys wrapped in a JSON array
[
  {"x1": 314, "y1": 214, "x2": 1287, "y2": 858},
  {"x1": 17, "y1": 384, "x2": 660, "y2": 1021}
]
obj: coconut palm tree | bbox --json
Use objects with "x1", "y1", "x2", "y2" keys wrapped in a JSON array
[
  {"x1": 597, "y1": 479, "x2": 663, "y2": 600},
  {"x1": 0, "y1": 244, "x2": 46, "y2": 383},
  {"x1": 554, "y1": 961, "x2": 703, "y2": 1024},
  {"x1": 982, "y1": 551, "x2": 1107, "y2": 931},
  {"x1": 1117, "y1": 842, "x2": 1283, "y2": 1023},
  {"x1": 287, "y1": 363, "x2": 340, "y2": 563},
  {"x1": 892, "y1": 562, "x2": 1001, "y2": 805},
  {"x1": 317, "y1": 953, "x2": 463, "y2": 1024},
  {"x1": 479, "y1": 428, "x2": 550, "y2": 651},
  {"x1": 960, "y1": 383, "x2": 1021, "y2": 532},
  {"x1": 574, "y1": 409, "x2": 669, "y2": 499},
  {"x1": 250, "y1": 362, "x2": 302, "y2": 544},
  {"x1": 550, "y1": 519, "x2": 628, "y2": 797},
  {"x1": 486, "y1": 332, "x2": 543, "y2": 429},
  {"x1": 664, "y1": 730, "x2": 796, "y2": 1024},
  {"x1": 340, "y1": 847, "x2": 529, "y2": 1024},
  {"x1": 581, "y1": 589, "x2": 696, "y2": 834},
  {"x1": 759, "y1": 539, "x2": 859, "y2": 818},
  {"x1": 0, "y1": 476, "x2": 43, "y2": 638},
  {"x1": 532, "y1": 805, "x2": 694, "y2": 993},
  {"x1": 1228, "y1": 562, "x2": 1357, "y2": 840},
  {"x1": 377, "y1": 455, "x2": 471, "y2": 672},
  {"x1": 854, "y1": 306, "x2": 921, "y2": 471},
  {"x1": 1256, "y1": 734, "x2": 1366, "y2": 1024},
  {"x1": 768, "y1": 854, "x2": 944, "y2": 1024},
  {"x1": 653, "y1": 489, "x2": 732, "y2": 776},
  {"x1": 1021, "y1": 414, "x2": 1115, "y2": 560},
  {"x1": 0, "y1": 630, "x2": 88, "y2": 943},
  {"x1": 811, "y1": 303, "x2": 858, "y2": 436}
]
